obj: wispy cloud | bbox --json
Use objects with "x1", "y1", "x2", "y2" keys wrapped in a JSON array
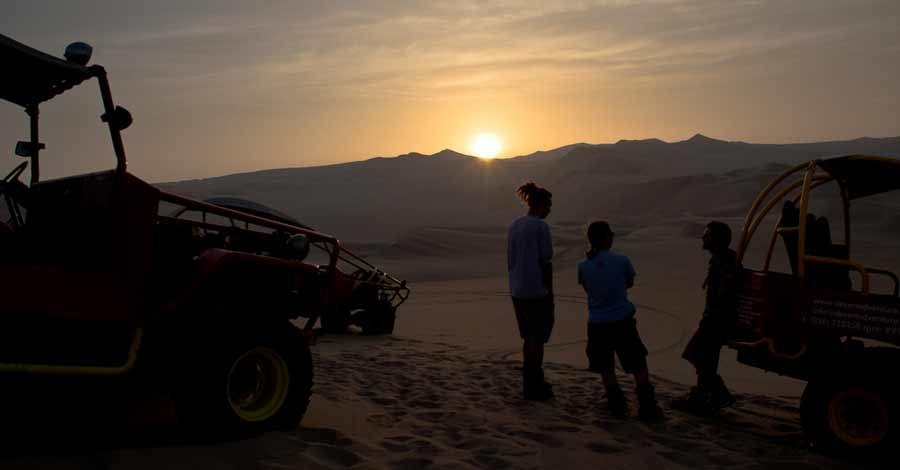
[{"x1": 2, "y1": 0, "x2": 898, "y2": 179}]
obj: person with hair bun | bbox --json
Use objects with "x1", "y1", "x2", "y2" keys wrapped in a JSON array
[{"x1": 508, "y1": 181, "x2": 555, "y2": 400}]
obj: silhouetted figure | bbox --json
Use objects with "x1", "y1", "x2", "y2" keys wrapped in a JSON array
[
  {"x1": 673, "y1": 221, "x2": 741, "y2": 414},
  {"x1": 508, "y1": 181, "x2": 555, "y2": 401},
  {"x1": 578, "y1": 221, "x2": 663, "y2": 420}
]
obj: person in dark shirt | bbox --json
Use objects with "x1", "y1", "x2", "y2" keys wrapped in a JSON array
[
  {"x1": 673, "y1": 221, "x2": 742, "y2": 414},
  {"x1": 578, "y1": 221, "x2": 663, "y2": 420}
]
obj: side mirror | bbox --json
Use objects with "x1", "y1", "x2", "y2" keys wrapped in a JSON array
[
  {"x1": 285, "y1": 234, "x2": 311, "y2": 261},
  {"x1": 101, "y1": 106, "x2": 133, "y2": 131},
  {"x1": 15, "y1": 141, "x2": 45, "y2": 157}
]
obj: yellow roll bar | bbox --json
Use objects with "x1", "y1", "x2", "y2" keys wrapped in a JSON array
[
  {"x1": 729, "y1": 336, "x2": 809, "y2": 361},
  {"x1": 0, "y1": 327, "x2": 142, "y2": 375},
  {"x1": 738, "y1": 162, "x2": 808, "y2": 260},
  {"x1": 804, "y1": 256, "x2": 870, "y2": 294}
]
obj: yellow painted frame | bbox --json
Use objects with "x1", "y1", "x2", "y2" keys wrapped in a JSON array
[{"x1": 0, "y1": 327, "x2": 142, "y2": 375}]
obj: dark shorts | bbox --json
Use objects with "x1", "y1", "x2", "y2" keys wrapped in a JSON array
[
  {"x1": 512, "y1": 296, "x2": 555, "y2": 344},
  {"x1": 681, "y1": 316, "x2": 730, "y2": 374},
  {"x1": 586, "y1": 318, "x2": 649, "y2": 374}
]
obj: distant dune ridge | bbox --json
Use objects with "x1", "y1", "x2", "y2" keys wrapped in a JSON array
[{"x1": 157, "y1": 134, "x2": 900, "y2": 244}]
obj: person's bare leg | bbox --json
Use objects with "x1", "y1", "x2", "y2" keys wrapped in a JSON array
[
  {"x1": 522, "y1": 339, "x2": 552, "y2": 399},
  {"x1": 632, "y1": 368, "x2": 663, "y2": 420},
  {"x1": 523, "y1": 341, "x2": 532, "y2": 368},
  {"x1": 523, "y1": 339, "x2": 541, "y2": 370},
  {"x1": 601, "y1": 371, "x2": 626, "y2": 416},
  {"x1": 600, "y1": 372, "x2": 619, "y2": 390},
  {"x1": 633, "y1": 369, "x2": 651, "y2": 386}
]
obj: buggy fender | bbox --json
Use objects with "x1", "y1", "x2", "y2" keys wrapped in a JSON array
[{"x1": 161, "y1": 248, "x2": 324, "y2": 321}]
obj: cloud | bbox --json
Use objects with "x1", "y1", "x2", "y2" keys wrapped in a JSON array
[
  {"x1": 206, "y1": 0, "x2": 899, "y2": 103},
  {"x1": 2, "y1": 0, "x2": 899, "y2": 180},
  {"x1": 9, "y1": 0, "x2": 894, "y2": 104}
]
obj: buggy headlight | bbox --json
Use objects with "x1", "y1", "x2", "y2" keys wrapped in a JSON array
[{"x1": 64, "y1": 41, "x2": 92, "y2": 65}]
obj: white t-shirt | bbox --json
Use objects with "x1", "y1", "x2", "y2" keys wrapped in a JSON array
[{"x1": 507, "y1": 215, "x2": 553, "y2": 299}]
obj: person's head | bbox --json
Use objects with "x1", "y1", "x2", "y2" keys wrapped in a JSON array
[
  {"x1": 702, "y1": 221, "x2": 732, "y2": 253},
  {"x1": 586, "y1": 221, "x2": 614, "y2": 251},
  {"x1": 515, "y1": 181, "x2": 552, "y2": 219}
]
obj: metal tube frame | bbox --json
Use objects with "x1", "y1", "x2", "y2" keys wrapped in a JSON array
[
  {"x1": 734, "y1": 161, "x2": 863, "y2": 361},
  {"x1": 760, "y1": 176, "x2": 832, "y2": 271},
  {"x1": 26, "y1": 105, "x2": 39, "y2": 185},
  {"x1": 737, "y1": 162, "x2": 808, "y2": 262},
  {"x1": 91, "y1": 66, "x2": 128, "y2": 178},
  {"x1": 167, "y1": 198, "x2": 409, "y2": 305},
  {"x1": 159, "y1": 190, "x2": 343, "y2": 271}
]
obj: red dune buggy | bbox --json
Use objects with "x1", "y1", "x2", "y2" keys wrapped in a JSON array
[{"x1": 0, "y1": 34, "x2": 408, "y2": 435}]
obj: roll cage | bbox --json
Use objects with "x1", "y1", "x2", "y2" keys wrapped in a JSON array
[
  {"x1": 1, "y1": 32, "x2": 408, "y2": 324},
  {"x1": 737, "y1": 155, "x2": 900, "y2": 296}
]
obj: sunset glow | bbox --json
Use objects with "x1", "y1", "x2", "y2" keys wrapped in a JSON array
[
  {"x1": 470, "y1": 133, "x2": 502, "y2": 159},
  {"x1": 2, "y1": 2, "x2": 897, "y2": 181}
]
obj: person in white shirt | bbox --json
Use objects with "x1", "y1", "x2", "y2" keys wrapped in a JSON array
[{"x1": 507, "y1": 181, "x2": 554, "y2": 400}]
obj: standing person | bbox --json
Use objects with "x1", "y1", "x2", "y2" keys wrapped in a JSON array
[
  {"x1": 673, "y1": 221, "x2": 741, "y2": 414},
  {"x1": 508, "y1": 181, "x2": 555, "y2": 401},
  {"x1": 578, "y1": 221, "x2": 663, "y2": 420}
]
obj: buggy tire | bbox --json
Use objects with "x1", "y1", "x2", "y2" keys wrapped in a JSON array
[
  {"x1": 801, "y1": 360, "x2": 897, "y2": 458},
  {"x1": 320, "y1": 308, "x2": 351, "y2": 334},
  {"x1": 176, "y1": 322, "x2": 313, "y2": 436},
  {"x1": 353, "y1": 300, "x2": 396, "y2": 335}
]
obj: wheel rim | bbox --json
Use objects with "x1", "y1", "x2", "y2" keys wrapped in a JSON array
[
  {"x1": 827, "y1": 387, "x2": 890, "y2": 448},
  {"x1": 226, "y1": 347, "x2": 290, "y2": 423}
]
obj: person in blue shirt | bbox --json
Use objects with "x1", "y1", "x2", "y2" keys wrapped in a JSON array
[
  {"x1": 508, "y1": 181, "x2": 555, "y2": 401},
  {"x1": 578, "y1": 221, "x2": 662, "y2": 420}
]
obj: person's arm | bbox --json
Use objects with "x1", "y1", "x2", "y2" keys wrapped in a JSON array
[
  {"x1": 715, "y1": 261, "x2": 741, "y2": 313},
  {"x1": 542, "y1": 261, "x2": 554, "y2": 298},
  {"x1": 539, "y1": 222, "x2": 554, "y2": 297},
  {"x1": 625, "y1": 258, "x2": 636, "y2": 289},
  {"x1": 507, "y1": 228, "x2": 515, "y2": 273}
]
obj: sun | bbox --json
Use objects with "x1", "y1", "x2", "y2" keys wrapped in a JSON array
[{"x1": 470, "y1": 133, "x2": 503, "y2": 159}]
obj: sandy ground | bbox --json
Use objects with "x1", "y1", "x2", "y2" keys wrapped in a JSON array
[{"x1": 4, "y1": 232, "x2": 898, "y2": 469}]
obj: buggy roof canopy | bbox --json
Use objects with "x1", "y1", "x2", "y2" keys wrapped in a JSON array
[
  {"x1": 0, "y1": 34, "x2": 93, "y2": 108},
  {"x1": 816, "y1": 155, "x2": 900, "y2": 200}
]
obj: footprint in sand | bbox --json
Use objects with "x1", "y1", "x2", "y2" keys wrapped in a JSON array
[
  {"x1": 467, "y1": 453, "x2": 514, "y2": 469},
  {"x1": 306, "y1": 443, "x2": 366, "y2": 468},
  {"x1": 506, "y1": 430, "x2": 565, "y2": 448},
  {"x1": 586, "y1": 440, "x2": 627, "y2": 454},
  {"x1": 537, "y1": 424, "x2": 582, "y2": 433},
  {"x1": 296, "y1": 427, "x2": 355, "y2": 447},
  {"x1": 372, "y1": 397, "x2": 398, "y2": 406},
  {"x1": 389, "y1": 457, "x2": 435, "y2": 470},
  {"x1": 368, "y1": 413, "x2": 400, "y2": 427}
]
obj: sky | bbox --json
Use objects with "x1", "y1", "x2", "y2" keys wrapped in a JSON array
[{"x1": 1, "y1": 0, "x2": 899, "y2": 182}]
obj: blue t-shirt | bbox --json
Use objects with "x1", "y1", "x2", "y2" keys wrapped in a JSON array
[
  {"x1": 577, "y1": 251, "x2": 636, "y2": 323},
  {"x1": 507, "y1": 215, "x2": 553, "y2": 299}
]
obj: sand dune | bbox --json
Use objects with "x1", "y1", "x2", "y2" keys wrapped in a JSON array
[{"x1": 156, "y1": 135, "x2": 900, "y2": 243}]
